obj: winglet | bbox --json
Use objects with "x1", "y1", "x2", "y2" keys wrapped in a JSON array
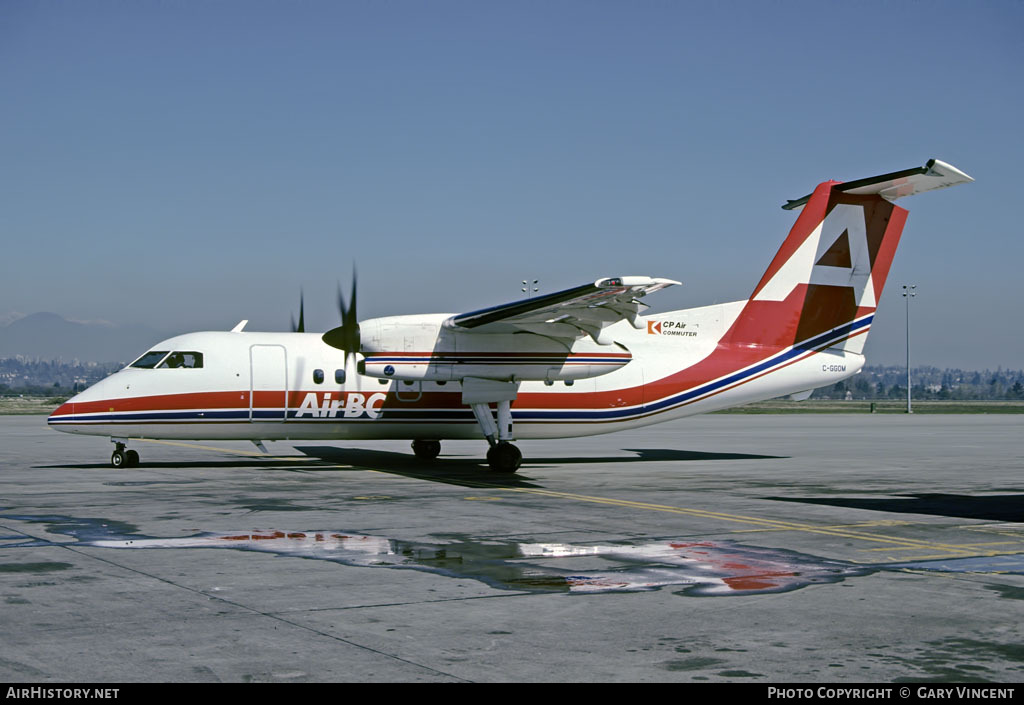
[{"x1": 231, "y1": 320, "x2": 248, "y2": 332}]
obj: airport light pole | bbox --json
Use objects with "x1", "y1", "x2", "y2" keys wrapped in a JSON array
[
  {"x1": 903, "y1": 285, "x2": 916, "y2": 414},
  {"x1": 522, "y1": 279, "x2": 538, "y2": 298}
]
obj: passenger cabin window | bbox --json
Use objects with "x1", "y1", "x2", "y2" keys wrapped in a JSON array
[
  {"x1": 313, "y1": 369, "x2": 324, "y2": 384},
  {"x1": 131, "y1": 351, "x2": 170, "y2": 369},
  {"x1": 157, "y1": 351, "x2": 204, "y2": 369},
  {"x1": 335, "y1": 369, "x2": 346, "y2": 384}
]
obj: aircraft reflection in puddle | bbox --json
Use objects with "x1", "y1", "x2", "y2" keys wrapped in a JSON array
[{"x1": 89, "y1": 530, "x2": 871, "y2": 596}]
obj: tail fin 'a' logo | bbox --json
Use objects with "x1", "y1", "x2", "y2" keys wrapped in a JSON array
[
  {"x1": 725, "y1": 182, "x2": 908, "y2": 353},
  {"x1": 753, "y1": 200, "x2": 886, "y2": 308}
]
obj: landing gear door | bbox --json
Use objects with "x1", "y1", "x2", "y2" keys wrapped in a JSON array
[{"x1": 250, "y1": 344, "x2": 287, "y2": 422}]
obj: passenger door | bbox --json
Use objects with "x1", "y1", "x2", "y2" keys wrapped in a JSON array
[{"x1": 250, "y1": 345, "x2": 288, "y2": 422}]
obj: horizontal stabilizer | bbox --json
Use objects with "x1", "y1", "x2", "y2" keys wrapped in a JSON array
[{"x1": 783, "y1": 159, "x2": 973, "y2": 211}]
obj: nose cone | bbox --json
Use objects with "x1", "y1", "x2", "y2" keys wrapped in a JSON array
[
  {"x1": 48, "y1": 398, "x2": 76, "y2": 429},
  {"x1": 47, "y1": 382, "x2": 98, "y2": 430},
  {"x1": 46, "y1": 374, "x2": 125, "y2": 435}
]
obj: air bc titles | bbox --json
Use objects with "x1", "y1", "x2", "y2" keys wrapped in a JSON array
[{"x1": 294, "y1": 392, "x2": 387, "y2": 419}]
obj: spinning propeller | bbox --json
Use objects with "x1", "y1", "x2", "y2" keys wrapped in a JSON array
[
  {"x1": 322, "y1": 270, "x2": 361, "y2": 366},
  {"x1": 290, "y1": 290, "x2": 305, "y2": 333}
]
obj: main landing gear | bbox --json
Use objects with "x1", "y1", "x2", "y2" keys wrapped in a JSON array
[
  {"x1": 411, "y1": 439, "x2": 441, "y2": 460},
  {"x1": 110, "y1": 441, "x2": 140, "y2": 468},
  {"x1": 486, "y1": 441, "x2": 522, "y2": 473},
  {"x1": 471, "y1": 399, "x2": 522, "y2": 473},
  {"x1": 410, "y1": 437, "x2": 521, "y2": 472},
  {"x1": 408, "y1": 397, "x2": 523, "y2": 473}
]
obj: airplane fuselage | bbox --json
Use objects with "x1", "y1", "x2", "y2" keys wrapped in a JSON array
[{"x1": 48, "y1": 300, "x2": 863, "y2": 443}]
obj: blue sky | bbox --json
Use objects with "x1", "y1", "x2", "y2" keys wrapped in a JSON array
[{"x1": 1, "y1": 1, "x2": 1021, "y2": 368}]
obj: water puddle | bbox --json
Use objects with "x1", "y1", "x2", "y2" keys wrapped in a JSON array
[
  {"x1": 0, "y1": 512, "x2": 872, "y2": 596},
  {"x1": 89, "y1": 531, "x2": 874, "y2": 595},
  {"x1": 2, "y1": 512, "x2": 1018, "y2": 596}
]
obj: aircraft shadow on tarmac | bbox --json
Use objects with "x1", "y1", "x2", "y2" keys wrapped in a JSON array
[
  {"x1": 293, "y1": 446, "x2": 787, "y2": 490},
  {"x1": 293, "y1": 446, "x2": 541, "y2": 489},
  {"x1": 40, "y1": 458, "x2": 334, "y2": 471},
  {"x1": 769, "y1": 493, "x2": 1024, "y2": 522},
  {"x1": 620, "y1": 449, "x2": 786, "y2": 462},
  {"x1": 40, "y1": 447, "x2": 786, "y2": 491}
]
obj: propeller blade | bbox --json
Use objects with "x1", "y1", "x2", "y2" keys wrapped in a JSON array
[
  {"x1": 322, "y1": 269, "x2": 361, "y2": 364},
  {"x1": 290, "y1": 290, "x2": 305, "y2": 333}
]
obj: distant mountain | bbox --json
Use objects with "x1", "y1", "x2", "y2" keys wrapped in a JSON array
[{"x1": 0, "y1": 313, "x2": 167, "y2": 363}]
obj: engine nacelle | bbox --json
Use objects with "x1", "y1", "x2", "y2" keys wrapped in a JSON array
[{"x1": 356, "y1": 314, "x2": 631, "y2": 383}]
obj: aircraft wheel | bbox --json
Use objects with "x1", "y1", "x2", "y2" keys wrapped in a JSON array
[
  {"x1": 486, "y1": 442, "x2": 522, "y2": 473},
  {"x1": 111, "y1": 449, "x2": 127, "y2": 469},
  {"x1": 411, "y1": 440, "x2": 441, "y2": 460},
  {"x1": 126, "y1": 450, "x2": 140, "y2": 468}
]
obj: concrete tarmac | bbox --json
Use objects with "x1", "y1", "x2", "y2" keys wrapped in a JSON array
[{"x1": 1, "y1": 414, "x2": 1023, "y2": 683}]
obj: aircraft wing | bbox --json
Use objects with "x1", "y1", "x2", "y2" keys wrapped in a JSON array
[{"x1": 444, "y1": 276, "x2": 680, "y2": 344}]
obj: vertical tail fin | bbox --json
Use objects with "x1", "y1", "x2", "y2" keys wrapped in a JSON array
[{"x1": 725, "y1": 159, "x2": 972, "y2": 355}]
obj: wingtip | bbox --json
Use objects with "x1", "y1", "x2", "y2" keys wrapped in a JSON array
[
  {"x1": 927, "y1": 158, "x2": 974, "y2": 184},
  {"x1": 595, "y1": 276, "x2": 681, "y2": 288}
]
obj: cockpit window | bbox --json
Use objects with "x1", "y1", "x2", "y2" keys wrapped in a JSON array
[
  {"x1": 158, "y1": 351, "x2": 204, "y2": 369},
  {"x1": 130, "y1": 351, "x2": 170, "y2": 369}
]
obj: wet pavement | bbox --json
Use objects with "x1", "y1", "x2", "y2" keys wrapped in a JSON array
[{"x1": 1, "y1": 414, "x2": 1023, "y2": 682}]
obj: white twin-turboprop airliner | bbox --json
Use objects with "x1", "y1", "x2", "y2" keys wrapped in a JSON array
[{"x1": 49, "y1": 159, "x2": 973, "y2": 472}]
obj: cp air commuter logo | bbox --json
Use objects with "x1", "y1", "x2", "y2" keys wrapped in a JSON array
[{"x1": 648, "y1": 320, "x2": 697, "y2": 337}]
